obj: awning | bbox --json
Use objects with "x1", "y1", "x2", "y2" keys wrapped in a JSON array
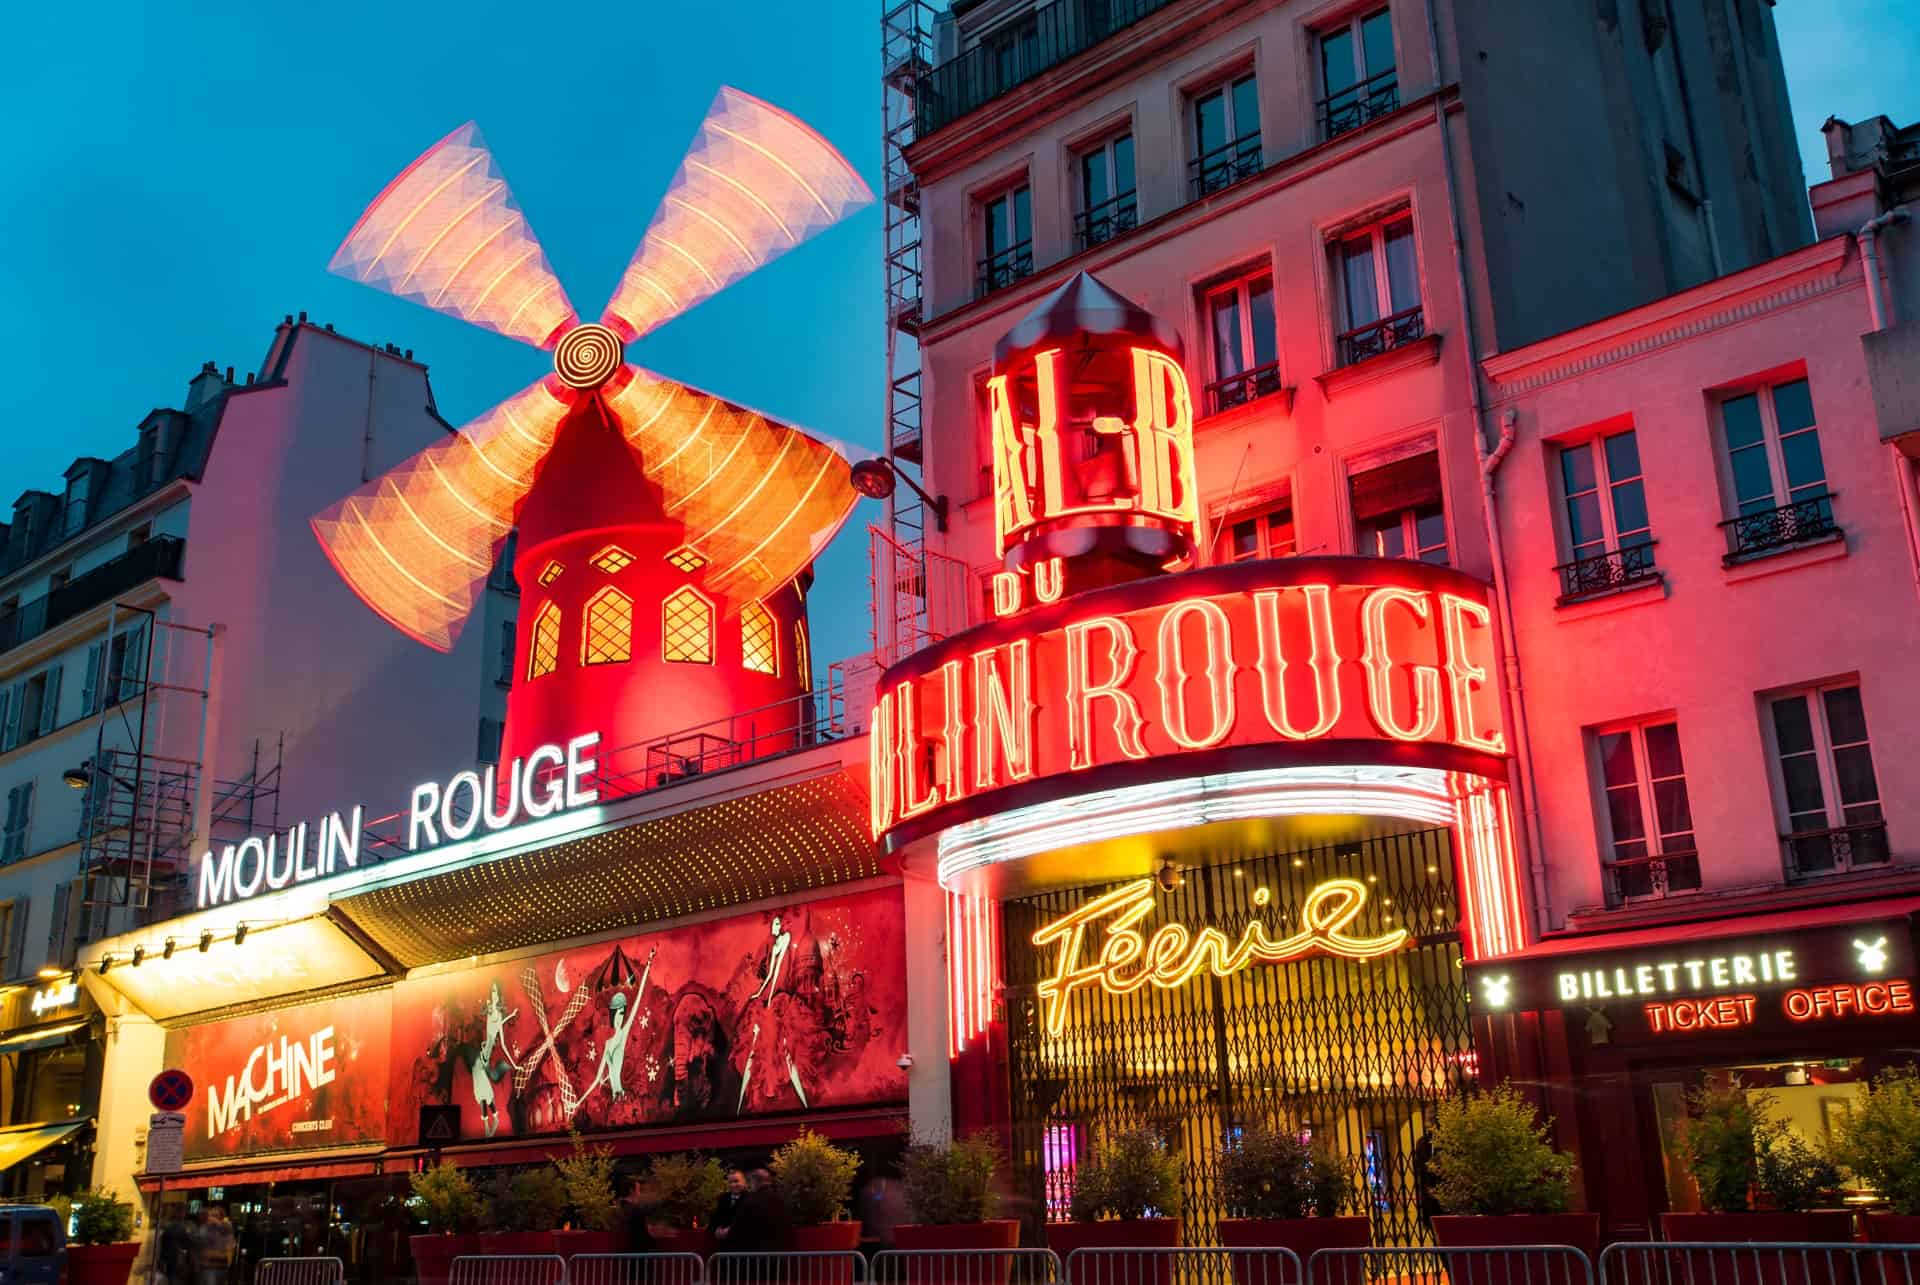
[
  {"x1": 0, "y1": 1021, "x2": 88, "y2": 1055},
  {"x1": 1513, "y1": 895, "x2": 1920, "y2": 960},
  {"x1": 0, "y1": 1120, "x2": 89, "y2": 1170},
  {"x1": 384, "y1": 1106, "x2": 908, "y2": 1170},
  {"x1": 138, "y1": 1149, "x2": 383, "y2": 1193}
]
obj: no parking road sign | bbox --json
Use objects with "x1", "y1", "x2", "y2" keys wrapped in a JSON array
[{"x1": 149, "y1": 1069, "x2": 193, "y2": 1112}]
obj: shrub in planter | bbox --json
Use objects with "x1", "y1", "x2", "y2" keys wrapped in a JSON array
[
  {"x1": 66, "y1": 1188, "x2": 139, "y2": 1285},
  {"x1": 1050, "y1": 1128, "x2": 1184, "y2": 1285},
  {"x1": 554, "y1": 1132, "x2": 622, "y2": 1257},
  {"x1": 480, "y1": 1166, "x2": 568, "y2": 1254},
  {"x1": 772, "y1": 1130, "x2": 864, "y2": 1256},
  {"x1": 646, "y1": 1152, "x2": 728, "y2": 1254},
  {"x1": 1832, "y1": 1064, "x2": 1920, "y2": 1239},
  {"x1": 1426, "y1": 1086, "x2": 1597, "y2": 1260},
  {"x1": 1667, "y1": 1080, "x2": 1849, "y2": 1250},
  {"x1": 1216, "y1": 1123, "x2": 1367, "y2": 1273},
  {"x1": 409, "y1": 1162, "x2": 482, "y2": 1285},
  {"x1": 895, "y1": 1134, "x2": 1018, "y2": 1275}
]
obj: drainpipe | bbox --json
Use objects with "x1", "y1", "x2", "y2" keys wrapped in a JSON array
[
  {"x1": 1424, "y1": 0, "x2": 1553, "y2": 938},
  {"x1": 1858, "y1": 206, "x2": 1908, "y2": 333}
]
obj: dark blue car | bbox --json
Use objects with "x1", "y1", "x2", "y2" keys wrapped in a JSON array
[{"x1": 0, "y1": 1206, "x2": 66, "y2": 1285}]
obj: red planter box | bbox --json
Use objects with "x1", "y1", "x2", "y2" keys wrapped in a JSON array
[
  {"x1": 1047, "y1": 1219, "x2": 1183, "y2": 1285},
  {"x1": 410, "y1": 1232, "x2": 477, "y2": 1285},
  {"x1": 67, "y1": 1242, "x2": 140, "y2": 1285},
  {"x1": 791, "y1": 1222, "x2": 865, "y2": 1285},
  {"x1": 1659, "y1": 1213, "x2": 1858, "y2": 1285},
  {"x1": 650, "y1": 1226, "x2": 715, "y2": 1257},
  {"x1": 477, "y1": 1230, "x2": 559, "y2": 1257},
  {"x1": 1865, "y1": 1214, "x2": 1920, "y2": 1244},
  {"x1": 1432, "y1": 1213, "x2": 1603, "y2": 1263},
  {"x1": 1217, "y1": 1216, "x2": 1371, "y2": 1285},
  {"x1": 552, "y1": 1229, "x2": 620, "y2": 1260},
  {"x1": 894, "y1": 1221, "x2": 1023, "y2": 1285}
]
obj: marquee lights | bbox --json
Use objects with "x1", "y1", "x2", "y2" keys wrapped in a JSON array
[{"x1": 1031, "y1": 876, "x2": 1409, "y2": 1037}]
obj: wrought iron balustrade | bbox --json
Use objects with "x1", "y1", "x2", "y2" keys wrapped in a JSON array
[
  {"x1": 1319, "y1": 67, "x2": 1401, "y2": 139},
  {"x1": 1602, "y1": 849, "x2": 1702, "y2": 906},
  {"x1": 1188, "y1": 131, "x2": 1264, "y2": 200},
  {"x1": 1336, "y1": 305, "x2": 1425, "y2": 367},
  {"x1": 0, "y1": 536, "x2": 183, "y2": 654},
  {"x1": 1719, "y1": 492, "x2": 1838, "y2": 561},
  {"x1": 975, "y1": 241, "x2": 1035, "y2": 298},
  {"x1": 1783, "y1": 819, "x2": 1890, "y2": 880},
  {"x1": 1074, "y1": 190, "x2": 1138, "y2": 250},
  {"x1": 1555, "y1": 541, "x2": 1659, "y2": 601},
  {"x1": 1204, "y1": 360, "x2": 1285, "y2": 415}
]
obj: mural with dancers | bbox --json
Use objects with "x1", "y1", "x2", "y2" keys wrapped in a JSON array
[{"x1": 388, "y1": 886, "x2": 907, "y2": 1141}]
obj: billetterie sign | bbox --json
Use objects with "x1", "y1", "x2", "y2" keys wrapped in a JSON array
[{"x1": 197, "y1": 732, "x2": 601, "y2": 909}]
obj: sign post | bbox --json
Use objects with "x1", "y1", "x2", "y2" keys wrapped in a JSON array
[{"x1": 146, "y1": 1071, "x2": 193, "y2": 1257}]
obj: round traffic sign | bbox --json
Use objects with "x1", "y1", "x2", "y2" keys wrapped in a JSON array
[{"x1": 149, "y1": 1068, "x2": 193, "y2": 1111}]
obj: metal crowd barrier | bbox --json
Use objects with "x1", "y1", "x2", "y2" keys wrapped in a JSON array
[
  {"x1": 451, "y1": 1253, "x2": 570, "y2": 1285},
  {"x1": 1307, "y1": 1245, "x2": 1596, "y2": 1285},
  {"x1": 252, "y1": 1257, "x2": 346, "y2": 1285},
  {"x1": 1598, "y1": 1243, "x2": 1920, "y2": 1285},
  {"x1": 869, "y1": 1247, "x2": 1064, "y2": 1285},
  {"x1": 569, "y1": 1252, "x2": 710, "y2": 1285},
  {"x1": 708, "y1": 1249, "x2": 870, "y2": 1285},
  {"x1": 1064, "y1": 1246, "x2": 1303, "y2": 1285}
]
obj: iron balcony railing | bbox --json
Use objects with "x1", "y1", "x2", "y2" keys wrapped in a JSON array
[
  {"x1": 1204, "y1": 360, "x2": 1285, "y2": 415},
  {"x1": 1336, "y1": 304, "x2": 1426, "y2": 367},
  {"x1": 976, "y1": 240, "x2": 1035, "y2": 298},
  {"x1": 1074, "y1": 189, "x2": 1138, "y2": 250},
  {"x1": 1555, "y1": 540, "x2": 1659, "y2": 602},
  {"x1": 918, "y1": 0, "x2": 1178, "y2": 136},
  {"x1": 1603, "y1": 849, "x2": 1702, "y2": 906},
  {"x1": 1783, "y1": 819, "x2": 1890, "y2": 880},
  {"x1": 0, "y1": 536, "x2": 183, "y2": 655},
  {"x1": 1720, "y1": 492, "x2": 1838, "y2": 561},
  {"x1": 1319, "y1": 66, "x2": 1401, "y2": 139},
  {"x1": 1189, "y1": 130, "x2": 1264, "y2": 200}
]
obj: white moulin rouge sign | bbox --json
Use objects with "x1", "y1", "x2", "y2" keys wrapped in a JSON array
[{"x1": 196, "y1": 733, "x2": 601, "y2": 909}]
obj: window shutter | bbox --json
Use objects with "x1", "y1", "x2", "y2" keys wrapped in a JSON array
[
  {"x1": 5, "y1": 897, "x2": 27, "y2": 978},
  {"x1": 37, "y1": 668, "x2": 61, "y2": 737},
  {"x1": 46, "y1": 881, "x2": 69, "y2": 965},
  {"x1": 80, "y1": 643, "x2": 103, "y2": 716},
  {"x1": 1, "y1": 685, "x2": 21, "y2": 751}
]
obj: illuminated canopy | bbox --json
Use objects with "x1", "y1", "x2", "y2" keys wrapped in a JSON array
[{"x1": 315, "y1": 89, "x2": 872, "y2": 649}]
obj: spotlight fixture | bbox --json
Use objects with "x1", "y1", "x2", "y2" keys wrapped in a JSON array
[
  {"x1": 849, "y1": 458, "x2": 949, "y2": 531},
  {"x1": 131, "y1": 946, "x2": 145, "y2": 967},
  {"x1": 97, "y1": 956, "x2": 113, "y2": 975},
  {"x1": 162, "y1": 938, "x2": 176, "y2": 961},
  {"x1": 62, "y1": 763, "x2": 92, "y2": 790},
  {"x1": 1155, "y1": 859, "x2": 1183, "y2": 892},
  {"x1": 233, "y1": 923, "x2": 249, "y2": 946},
  {"x1": 199, "y1": 930, "x2": 213, "y2": 953}
]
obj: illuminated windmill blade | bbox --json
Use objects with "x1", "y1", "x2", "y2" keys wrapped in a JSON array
[
  {"x1": 311, "y1": 378, "x2": 571, "y2": 650},
  {"x1": 330, "y1": 122, "x2": 579, "y2": 348},
  {"x1": 605, "y1": 367, "x2": 858, "y2": 607},
  {"x1": 600, "y1": 86, "x2": 873, "y2": 341}
]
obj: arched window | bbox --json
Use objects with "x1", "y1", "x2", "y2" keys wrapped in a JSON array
[
  {"x1": 581, "y1": 587, "x2": 634, "y2": 666},
  {"x1": 528, "y1": 601, "x2": 561, "y2": 679},
  {"x1": 741, "y1": 601, "x2": 777, "y2": 675},
  {"x1": 662, "y1": 587, "x2": 714, "y2": 664},
  {"x1": 794, "y1": 620, "x2": 811, "y2": 692}
]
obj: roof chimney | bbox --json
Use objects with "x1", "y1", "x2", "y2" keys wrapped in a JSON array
[{"x1": 186, "y1": 361, "x2": 227, "y2": 413}]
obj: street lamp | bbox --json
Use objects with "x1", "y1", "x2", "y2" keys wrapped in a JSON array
[{"x1": 850, "y1": 459, "x2": 949, "y2": 532}]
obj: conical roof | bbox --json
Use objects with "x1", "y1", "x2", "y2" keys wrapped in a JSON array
[
  {"x1": 993, "y1": 271, "x2": 1183, "y2": 367},
  {"x1": 515, "y1": 394, "x2": 673, "y2": 548}
]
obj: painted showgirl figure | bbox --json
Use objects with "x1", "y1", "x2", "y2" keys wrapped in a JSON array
[
  {"x1": 473, "y1": 980, "x2": 521, "y2": 1138},
  {"x1": 735, "y1": 912, "x2": 827, "y2": 1113}
]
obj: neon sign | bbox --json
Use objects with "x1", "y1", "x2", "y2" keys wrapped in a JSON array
[
  {"x1": 198, "y1": 732, "x2": 601, "y2": 909},
  {"x1": 30, "y1": 981, "x2": 78, "y2": 1016},
  {"x1": 1785, "y1": 981, "x2": 1915, "y2": 1021},
  {"x1": 1557, "y1": 949, "x2": 1798, "y2": 1003},
  {"x1": 1030, "y1": 876, "x2": 1409, "y2": 1037},
  {"x1": 871, "y1": 560, "x2": 1507, "y2": 843},
  {"x1": 1645, "y1": 995, "x2": 1758, "y2": 1033}
]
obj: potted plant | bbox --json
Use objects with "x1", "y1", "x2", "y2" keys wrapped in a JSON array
[
  {"x1": 554, "y1": 1131, "x2": 623, "y2": 1259},
  {"x1": 771, "y1": 1130, "x2": 864, "y2": 1255},
  {"x1": 1427, "y1": 1085, "x2": 1597, "y2": 1260},
  {"x1": 1666, "y1": 1079, "x2": 1849, "y2": 1243},
  {"x1": 645, "y1": 1152, "x2": 729, "y2": 1256},
  {"x1": 65, "y1": 1189, "x2": 138, "y2": 1285},
  {"x1": 1832, "y1": 1065, "x2": 1920, "y2": 1241},
  {"x1": 410, "y1": 1161, "x2": 482, "y2": 1285},
  {"x1": 1047, "y1": 1126, "x2": 1184, "y2": 1285},
  {"x1": 1216, "y1": 1122, "x2": 1366, "y2": 1281},
  {"x1": 895, "y1": 1132, "x2": 1019, "y2": 1281},
  {"x1": 479, "y1": 1165, "x2": 568, "y2": 1256}
]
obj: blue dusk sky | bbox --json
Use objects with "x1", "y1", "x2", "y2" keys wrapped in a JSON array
[{"x1": 0, "y1": 0, "x2": 1916, "y2": 680}]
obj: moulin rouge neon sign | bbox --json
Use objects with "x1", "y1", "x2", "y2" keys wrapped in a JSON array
[
  {"x1": 870, "y1": 560, "x2": 1507, "y2": 842},
  {"x1": 1030, "y1": 876, "x2": 1409, "y2": 1036}
]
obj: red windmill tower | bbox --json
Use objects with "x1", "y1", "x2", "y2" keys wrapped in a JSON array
[{"x1": 312, "y1": 89, "x2": 870, "y2": 782}]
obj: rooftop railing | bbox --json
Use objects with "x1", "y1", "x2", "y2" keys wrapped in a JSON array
[{"x1": 0, "y1": 536, "x2": 183, "y2": 655}]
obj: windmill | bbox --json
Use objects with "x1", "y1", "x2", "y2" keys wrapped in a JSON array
[{"x1": 313, "y1": 89, "x2": 871, "y2": 769}]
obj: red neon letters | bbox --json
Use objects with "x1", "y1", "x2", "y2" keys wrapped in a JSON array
[
  {"x1": 1645, "y1": 994, "x2": 1759, "y2": 1034},
  {"x1": 1784, "y1": 981, "x2": 1916, "y2": 1021},
  {"x1": 872, "y1": 563, "x2": 1508, "y2": 839}
]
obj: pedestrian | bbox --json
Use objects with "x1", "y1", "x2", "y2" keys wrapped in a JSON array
[
  {"x1": 157, "y1": 1213, "x2": 192, "y2": 1285},
  {"x1": 711, "y1": 1169, "x2": 748, "y2": 1243},
  {"x1": 725, "y1": 1168, "x2": 792, "y2": 1256},
  {"x1": 622, "y1": 1177, "x2": 659, "y2": 1255},
  {"x1": 193, "y1": 1205, "x2": 236, "y2": 1285}
]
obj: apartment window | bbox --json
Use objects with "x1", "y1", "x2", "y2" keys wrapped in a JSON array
[
  {"x1": 1768, "y1": 683, "x2": 1886, "y2": 878},
  {"x1": 62, "y1": 476, "x2": 88, "y2": 537},
  {"x1": 497, "y1": 620, "x2": 516, "y2": 687},
  {"x1": 1223, "y1": 497, "x2": 1296, "y2": 562},
  {"x1": 1319, "y1": 8, "x2": 1399, "y2": 139},
  {"x1": 982, "y1": 14, "x2": 1041, "y2": 91},
  {"x1": 126, "y1": 523, "x2": 150, "y2": 550},
  {"x1": 3, "y1": 783, "x2": 32, "y2": 862},
  {"x1": 662, "y1": 587, "x2": 714, "y2": 665},
  {"x1": 1595, "y1": 721, "x2": 1699, "y2": 904},
  {"x1": 741, "y1": 601, "x2": 777, "y2": 675},
  {"x1": 1719, "y1": 378, "x2": 1836, "y2": 558},
  {"x1": 527, "y1": 602, "x2": 561, "y2": 679},
  {"x1": 1202, "y1": 270, "x2": 1282, "y2": 414},
  {"x1": 977, "y1": 184, "x2": 1033, "y2": 297},
  {"x1": 1190, "y1": 73, "x2": 1262, "y2": 199},
  {"x1": 1351, "y1": 451, "x2": 1445, "y2": 564},
  {"x1": 104, "y1": 623, "x2": 145, "y2": 707},
  {"x1": 47, "y1": 566, "x2": 71, "y2": 593},
  {"x1": 1333, "y1": 213, "x2": 1422, "y2": 366},
  {"x1": 1075, "y1": 133, "x2": 1137, "y2": 250},
  {"x1": 6, "y1": 667, "x2": 62, "y2": 750},
  {"x1": 1555, "y1": 430, "x2": 1657, "y2": 599},
  {"x1": 581, "y1": 588, "x2": 634, "y2": 666}
]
